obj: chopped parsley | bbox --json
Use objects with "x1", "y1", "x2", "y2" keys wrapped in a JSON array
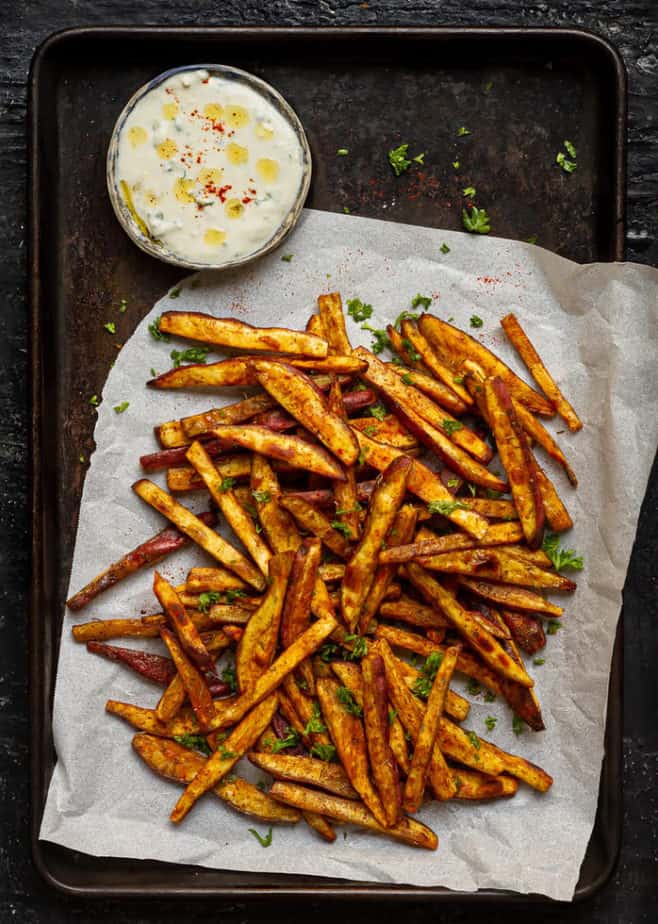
[
  {"x1": 198, "y1": 591, "x2": 222, "y2": 613},
  {"x1": 169, "y1": 288, "x2": 181, "y2": 299},
  {"x1": 564, "y1": 139, "x2": 577, "y2": 159},
  {"x1": 466, "y1": 730, "x2": 481, "y2": 750},
  {"x1": 256, "y1": 779, "x2": 267, "y2": 791},
  {"x1": 148, "y1": 316, "x2": 170, "y2": 341},
  {"x1": 310, "y1": 743, "x2": 336, "y2": 762},
  {"x1": 335, "y1": 502, "x2": 362, "y2": 515},
  {"x1": 319, "y1": 642, "x2": 340, "y2": 663},
  {"x1": 331, "y1": 520, "x2": 353, "y2": 538},
  {"x1": 271, "y1": 728, "x2": 301, "y2": 753},
  {"x1": 357, "y1": 446, "x2": 368, "y2": 466},
  {"x1": 484, "y1": 715, "x2": 497, "y2": 732},
  {"x1": 462, "y1": 206, "x2": 491, "y2": 234},
  {"x1": 401, "y1": 373, "x2": 413, "y2": 385},
  {"x1": 427, "y1": 499, "x2": 468, "y2": 516},
  {"x1": 512, "y1": 715, "x2": 524, "y2": 736},
  {"x1": 388, "y1": 143, "x2": 412, "y2": 176},
  {"x1": 484, "y1": 80, "x2": 493, "y2": 92},
  {"x1": 174, "y1": 734, "x2": 212, "y2": 756},
  {"x1": 410, "y1": 293, "x2": 432, "y2": 311},
  {"x1": 526, "y1": 235, "x2": 538, "y2": 245},
  {"x1": 401, "y1": 338, "x2": 421, "y2": 362},
  {"x1": 484, "y1": 691, "x2": 496, "y2": 703},
  {"x1": 388, "y1": 708, "x2": 398, "y2": 723},
  {"x1": 466, "y1": 679, "x2": 482, "y2": 697},
  {"x1": 343, "y1": 634, "x2": 368, "y2": 661},
  {"x1": 224, "y1": 589, "x2": 246, "y2": 605},
  {"x1": 217, "y1": 745, "x2": 237, "y2": 760},
  {"x1": 252, "y1": 489, "x2": 271, "y2": 504},
  {"x1": 454, "y1": 775, "x2": 463, "y2": 793},
  {"x1": 361, "y1": 324, "x2": 390, "y2": 355},
  {"x1": 113, "y1": 401, "x2": 129, "y2": 414},
  {"x1": 336, "y1": 686, "x2": 362, "y2": 717},
  {"x1": 221, "y1": 663, "x2": 238, "y2": 693},
  {"x1": 336, "y1": 148, "x2": 349, "y2": 156},
  {"x1": 547, "y1": 621, "x2": 562, "y2": 636},
  {"x1": 453, "y1": 374, "x2": 465, "y2": 384},
  {"x1": 219, "y1": 477, "x2": 236, "y2": 492},
  {"x1": 452, "y1": 160, "x2": 460, "y2": 169},
  {"x1": 104, "y1": 321, "x2": 116, "y2": 334},
  {"x1": 280, "y1": 253, "x2": 294, "y2": 262},
  {"x1": 442, "y1": 419, "x2": 464, "y2": 437},
  {"x1": 412, "y1": 650, "x2": 444, "y2": 699},
  {"x1": 462, "y1": 186, "x2": 476, "y2": 198},
  {"x1": 368, "y1": 403, "x2": 387, "y2": 421},
  {"x1": 248, "y1": 827, "x2": 273, "y2": 847},
  {"x1": 170, "y1": 347, "x2": 210, "y2": 367},
  {"x1": 556, "y1": 140, "x2": 577, "y2": 173},
  {"x1": 118, "y1": 299, "x2": 128, "y2": 313},
  {"x1": 446, "y1": 477, "x2": 460, "y2": 488},
  {"x1": 413, "y1": 152, "x2": 425, "y2": 164},
  {"x1": 457, "y1": 126, "x2": 471, "y2": 136},
  {"x1": 542, "y1": 533, "x2": 584, "y2": 571},
  {"x1": 89, "y1": 395, "x2": 100, "y2": 407},
  {"x1": 533, "y1": 657, "x2": 546, "y2": 666},
  {"x1": 470, "y1": 315, "x2": 484, "y2": 328},
  {"x1": 303, "y1": 703, "x2": 327, "y2": 736},
  {"x1": 362, "y1": 425, "x2": 378, "y2": 438},
  {"x1": 79, "y1": 454, "x2": 85, "y2": 463},
  {"x1": 150, "y1": 368, "x2": 158, "y2": 378},
  {"x1": 347, "y1": 297, "x2": 373, "y2": 322},
  {"x1": 394, "y1": 309, "x2": 421, "y2": 329},
  {"x1": 440, "y1": 242, "x2": 450, "y2": 254}
]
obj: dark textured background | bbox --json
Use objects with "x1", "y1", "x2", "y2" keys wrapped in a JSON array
[{"x1": 2, "y1": 1, "x2": 657, "y2": 921}]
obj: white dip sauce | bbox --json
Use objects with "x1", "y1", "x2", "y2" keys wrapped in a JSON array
[{"x1": 116, "y1": 68, "x2": 306, "y2": 265}]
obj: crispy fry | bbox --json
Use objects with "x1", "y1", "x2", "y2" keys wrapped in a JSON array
[
  {"x1": 159, "y1": 311, "x2": 328, "y2": 357},
  {"x1": 512, "y1": 397, "x2": 578, "y2": 485},
  {"x1": 418, "y1": 314, "x2": 554, "y2": 416},
  {"x1": 379, "y1": 521, "x2": 525, "y2": 564},
  {"x1": 317, "y1": 293, "x2": 352, "y2": 355},
  {"x1": 212, "y1": 425, "x2": 345, "y2": 481},
  {"x1": 270, "y1": 782, "x2": 438, "y2": 849},
  {"x1": 341, "y1": 455, "x2": 412, "y2": 630},
  {"x1": 399, "y1": 319, "x2": 474, "y2": 406},
  {"x1": 133, "y1": 480, "x2": 266, "y2": 590},
  {"x1": 357, "y1": 504, "x2": 417, "y2": 635},
  {"x1": 501, "y1": 313, "x2": 582, "y2": 431},
  {"x1": 389, "y1": 713, "x2": 411, "y2": 774},
  {"x1": 250, "y1": 454, "x2": 300, "y2": 554},
  {"x1": 500, "y1": 609, "x2": 546, "y2": 655},
  {"x1": 237, "y1": 552, "x2": 295, "y2": 693},
  {"x1": 107, "y1": 699, "x2": 202, "y2": 736},
  {"x1": 498, "y1": 544, "x2": 553, "y2": 569},
  {"x1": 483, "y1": 740, "x2": 553, "y2": 792},
  {"x1": 379, "y1": 595, "x2": 449, "y2": 630},
  {"x1": 306, "y1": 313, "x2": 327, "y2": 338},
  {"x1": 155, "y1": 673, "x2": 187, "y2": 723},
  {"x1": 451, "y1": 767, "x2": 512, "y2": 800},
  {"x1": 153, "y1": 572, "x2": 214, "y2": 671},
  {"x1": 281, "y1": 677, "x2": 332, "y2": 747},
  {"x1": 150, "y1": 357, "x2": 257, "y2": 390},
  {"x1": 388, "y1": 363, "x2": 468, "y2": 415},
  {"x1": 73, "y1": 617, "x2": 164, "y2": 642},
  {"x1": 329, "y1": 380, "x2": 362, "y2": 541},
  {"x1": 171, "y1": 694, "x2": 279, "y2": 823},
  {"x1": 178, "y1": 396, "x2": 276, "y2": 442},
  {"x1": 458, "y1": 577, "x2": 564, "y2": 617},
  {"x1": 418, "y1": 548, "x2": 576, "y2": 592},
  {"x1": 302, "y1": 811, "x2": 337, "y2": 841},
  {"x1": 252, "y1": 360, "x2": 359, "y2": 466},
  {"x1": 458, "y1": 497, "x2": 519, "y2": 520},
  {"x1": 279, "y1": 494, "x2": 353, "y2": 558},
  {"x1": 403, "y1": 645, "x2": 460, "y2": 812},
  {"x1": 280, "y1": 539, "x2": 322, "y2": 691},
  {"x1": 530, "y1": 453, "x2": 574, "y2": 532},
  {"x1": 186, "y1": 567, "x2": 248, "y2": 593},
  {"x1": 350, "y1": 415, "x2": 418, "y2": 451},
  {"x1": 486, "y1": 609, "x2": 545, "y2": 731},
  {"x1": 362, "y1": 653, "x2": 402, "y2": 825},
  {"x1": 85, "y1": 642, "x2": 176, "y2": 686},
  {"x1": 160, "y1": 628, "x2": 216, "y2": 729},
  {"x1": 248, "y1": 751, "x2": 359, "y2": 799}
]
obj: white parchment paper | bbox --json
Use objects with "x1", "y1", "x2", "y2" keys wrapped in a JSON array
[{"x1": 40, "y1": 209, "x2": 658, "y2": 899}]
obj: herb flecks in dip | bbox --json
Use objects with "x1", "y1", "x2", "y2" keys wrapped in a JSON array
[{"x1": 116, "y1": 69, "x2": 305, "y2": 265}]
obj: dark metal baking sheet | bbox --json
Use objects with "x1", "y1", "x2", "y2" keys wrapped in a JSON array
[{"x1": 29, "y1": 25, "x2": 626, "y2": 902}]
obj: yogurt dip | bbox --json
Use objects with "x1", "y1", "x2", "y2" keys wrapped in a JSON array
[{"x1": 111, "y1": 67, "x2": 309, "y2": 267}]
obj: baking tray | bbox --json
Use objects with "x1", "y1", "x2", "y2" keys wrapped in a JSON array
[{"x1": 29, "y1": 26, "x2": 626, "y2": 902}]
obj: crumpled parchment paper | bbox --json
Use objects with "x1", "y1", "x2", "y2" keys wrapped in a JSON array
[{"x1": 40, "y1": 208, "x2": 658, "y2": 899}]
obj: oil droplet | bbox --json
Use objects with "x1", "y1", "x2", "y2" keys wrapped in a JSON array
[
  {"x1": 227, "y1": 142, "x2": 249, "y2": 165},
  {"x1": 224, "y1": 199, "x2": 244, "y2": 219},
  {"x1": 198, "y1": 167, "x2": 223, "y2": 186},
  {"x1": 128, "y1": 126, "x2": 148, "y2": 148},
  {"x1": 174, "y1": 178, "x2": 195, "y2": 203},
  {"x1": 204, "y1": 228, "x2": 227, "y2": 246},
  {"x1": 255, "y1": 121, "x2": 274, "y2": 140},
  {"x1": 203, "y1": 102, "x2": 224, "y2": 120},
  {"x1": 162, "y1": 102, "x2": 179, "y2": 120},
  {"x1": 156, "y1": 138, "x2": 179, "y2": 160},
  {"x1": 256, "y1": 158, "x2": 279, "y2": 183},
  {"x1": 226, "y1": 105, "x2": 250, "y2": 129}
]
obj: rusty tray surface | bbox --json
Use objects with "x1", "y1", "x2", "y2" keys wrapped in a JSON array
[{"x1": 29, "y1": 25, "x2": 625, "y2": 901}]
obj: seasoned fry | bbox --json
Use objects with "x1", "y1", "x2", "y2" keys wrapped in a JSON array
[
  {"x1": 388, "y1": 362, "x2": 468, "y2": 415},
  {"x1": 403, "y1": 645, "x2": 460, "y2": 812},
  {"x1": 512, "y1": 397, "x2": 578, "y2": 485},
  {"x1": 171, "y1": 694, "x2": 279, "y2": 823},
  {"x1": 378, "y1": 521, "x2": 524, "y2": 564},
  {"x1": 341, "y1": 455, "x2": 412, "y2": 630},
  {"x1": 317, "y1": 293, "x2": 352, "y2": 355},
  {"x1": 487, "y1": 609, "x2": 545, "y2": 732},
  {"x1": 280, "y1": 538, "x2": 322, "y2": 687},
  {"x1": 186, "y1": 567, "x2": 248, "y2": 593},
  {"x1": 85, "y1": 642, "x2": 176, "y2": 686},
  {"x1": 418, "y1": 314, "x2": 554, "y2": 416},
  {"x1": 159, "y1": 311, "x2": 328, "y2": 357},
  {"x1": 418, "y1": 548, "x2": 576, "y2": 592},
  {"x1": 317, "y1": 678, "x2": 387, "y2": 826},
  {"x1": 358, "y1": 504, "x2": 418, "y2": 634},
  {"x1": 252, "y1": 360, "x2": 359, "y2": 466},
  {"x1": 328, "y1": 380, "x2": 362, "y2": 541},
  {"x1": 270, "y1": 782, "x2": 438, "y2": 850},
  {"x1": 458, "y1": 577, "x2": 564, "y2": 617},
  {"x1": 133, "y1": 480, "x2": 266, "y2": 591},
  {"x1": 153, "y1": 572, "x2": 214, "y2": 671},
  {"x1": 483, "y1": 740, "x2": 553, "y2": 792},
  {"x1": 211, "y1": 425, "x2": 345, "y2": 481},
  {"x1": 530, "y1": 454, "x2": 574, "y2": 532},
  {"x1": 248, "y1": 752, "x2": 359, "y2": 799},
  {"x1": 107, "y1": 699, "x2": 203, "y2": 736},
  {"x1": 179, "y1": 395, "x2": 277, "y2": 441},
  {"x1": 399, "y1": 319, "x2": 474, "y2": 406},
  {"x1": 362, "y1": 653, "x2": 402, "y2": 825},
  {"x1": 379, "y1": 595, "x2": 449, "y2": 630},
  {"x1": 278, "y1": 494, "x2": 353, "y2": 558},
  {"x1": 389, "y1": 713, "x2": 411, "y2": 774},
  {"x1": 451, "y1": 767, "x2": 514, "y2": 800},
  {"x1": 500, "y1": 609, "x2": 546, "y2": 655},
  {"x1": 350, "y1": 415, "x2": 418, "y2": 451},
  {"x1": 501, "y1": 312, "x2": 582, "y2": 431},
  {"x1": 302, "y1": 811, "x2": 337, "y2": 842},
  {"x1": 160, "y1": 628, "x2": 216, "y2": 729}
]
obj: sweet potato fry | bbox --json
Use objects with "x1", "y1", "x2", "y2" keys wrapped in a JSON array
[
  {"x1": 179, "y1": 395, "x2": 277, "y2": 441},
  {"x1": 237, "y1": 552, "x2": 295, "y2": 693},
  {"x1": 378, "y1": 521, "x2": 525, "y2": 564},
  {"x1": 388, "y1": 362, "x2": 469, "y2": 415},
  {"x1": 484, "y1": 377, "x2": 545, "y2": 548},
  {"x1": 306, "y1": 313, "x2": 326, "y2": 339},
  {"x1": 501, "y1": 313, "x2": 582, "y2": 431},
  {"x1": 451, "y1": 767, "x2": 511, "y2": 800},
  {"x1": 211, "y1": 425, "x2": 345, "y2": 481},
  {"x1": 403, "y1": 645, "x2": 460, "y2": 812},
  {"x1": 530, "y1": 454, "x2": 574, "y2": 532},
  {"x1": 362, "y1": 653, "x2": 402, "y2": 825},
  {"x1": 159, "y1": 311, "x2": 328, "y2": 357},
  {"x1": 132, "y1": 480, "x2": 266, "y2": 591},
  {"x1": 171, "y1": 693, "x2": 279, "y2": 823},
  {"x1": 66, "y1": 513, "x2": 216, "y2": 611},
  {"x1": 316, "y1": 678, "x2": 387, "y2": 826},
  {"x1": 248, "y1": 751, "x2": 359, "y2": 799},
  {"x1": 483, "y1": 740, "x2": 553, "y2": 792},
  {"x1": 418, "y1": 314, "x2": 554, "y2": 416},
  {"x1": 328, "y1": 381, "x2": 362, "y2": 541},
  {"x1": 458, "y1": 498, "x2": 519, "y2": 520},
  {"x1": 249, "y1": 454, "x2": 299, "y2": 554},
  {"x1": 149, "y1": 357, "x2": 257, "y2": 390},
  {"x1": 418, "y1": 548, "x2": 576, "y2": 592},
  {"x1": 269, "y1": 782, "x2": 438, "y2": 850},
  {"x1": 281, "y1": 676, "x2": 334, "y2": 747},
  {"x1": 458, "y1": 578, "x2": 564, "y2": 617},
  {"x1": 107, "y1": 699, "x2": 202, "y2": 736},
  {"x1": 186, "y1": 440, "x2": 271, "y2": 576},
  {"x1": 160, "y1": 628, "x2": 216, "y2": 729},
  {"x1": 154, "y1": 572, "x2": 214, "y2": 671},
  {"x1": 349, "y1": 415, "x2": 418, "y2": 451},
  {"x1": 379, "y1": 596, "x2": 449, "y2": 630},
  {"x1": 281, "y1": 539, "x2": 321, "y2": 651},
  {"x1": 317, "y1": 293, "x2": 352, "y2": 355},
  {"x1": 405, "y1": 563, "x2": 534, "y2": 687},
  {"x1": 185, "y1": 567, "x2": 248, "y2": 593},
  {"x1": 389, "y1": 714, "x2": 411, "y2": 775},
  {"x1": 497, "y1": 544, "x2": 553, "y2": 569},
  {"x1": 252, "y1": 360, "x2": 359, "y2": 466},
  {"x1": 399, "y1": 319, "x2": 474, "y2": 406},
  {"x1": 85, "y1": 642, "x2": 176, "y2": 686},
  {"x1": 486, "y1": 609, "x2": 545, "y2": 731},
  {"x1": 500, "y1": 609, "x2": 546, "y2": 655},
  {"x1": 155, "y1": 672, "x2": 188, "y2": 723},
  {"x1": 302, "y1": 811, "x2": 337, "y2": 841},
  {"x1": 511, "y1": 397, "x2": 578, "y2": 485},
  {"x1": 73, "y1": 617, "x2": 163, "y2": 642},
  {"x1": 341, "y1": 455, "x2": 412, "y2": 630},
  {"x1": 278, "y1": 495, "x2": 353, "y2": 558}
]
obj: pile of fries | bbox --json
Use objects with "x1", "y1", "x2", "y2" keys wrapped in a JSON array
[{"x1": 68, "y1": 294, "x2": 584, "y2": 850}]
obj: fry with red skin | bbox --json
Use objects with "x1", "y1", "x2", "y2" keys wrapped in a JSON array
[
  {"x1": 159, "y1": 311, "x2": 328, "y2": 357},
  {"x1": 85, "y1": 642, "x2": 176, "y2": 686},
  {"x1": 317, "y1": 293, "x2": 352, "y2": 355},
  {"x1": 150, "y1": 355, "x2": 366, "y2": 390},
  {"x1": 280, "y1": 539, "x2": 322, "y2": 694},
  {"x1": 153, "y1": 571, "x2": 215, "y2": 671},
  {"x1": 482, "y1": 740, "x2": 553, "y2": 792},
  {"x1": 211, "y1": 426, "x2": 346, "y2": 481},
  {"x1": 252, "y1": 360, "x2": 359, "y2": 466},
  {"x1": 501, "y1": 312, "x2": 582, "y2": 431},
  {"x1": 133, "y1": 480, "x2": 266, "y2": 590},
  {"x1": 350, "y1": 415, "x2": 418, "y2": 451},
  {"x1": 500, "y1": 609, "x2": 546, "y2": 655},
  {"x1": 530, "y1": 453, "x2": 574, "y2": 532},
  {"x1": 379, "y1": 596, "x2": 449, "y2": 630},
  {"x1": 417, "y1": 548, "x2": 576, "y2": 592},
  {"x1": 458, "y1": 578, "x2": 564, "y2": 617},
  {"x1": 511, "y1": 398, "x2": 578, "y2": 485},
  {"x1": 160, "y1": 628, "x2": 216, "y2": 730},
  {"x1": 253, "y1": 387, "x2": 376, "y2": 434},
  {"x1": 362, "y1": 653, "x2": 401, "y2": 826},
  {"x1": 341, "y1": 455, "x2": 412, "y2": 630},
  {"x1": 388, "y1": 362, "x2": 468, "y2": 415},
  {"x1": 484, "y1": 377, "x2": 545, "y2": 549},
  {"x1": 418, "y1": 314, "x2": 554, "y2": 416},
  {"x1": 171, "y1": 693, "x2": 279, "y2": 823},
  {"x1": 329, "y1": 380, "x2": 362, "y2": 541},
  {"x1": 403, "y1": 645, "x2": 460, "y2": 813},
  {"x1": 143, "y1": 442, "x2": 225, "y2": 472},
  {"x1": 451, "y1": 768, "x2": 512, "y2": 800},
  {"x1": 66, "y1": 512, "x2": 216, "y2": 611},
  {"x1": 486, "y1": 609, "x2": 545, "y2": 731},
  {"x1": 378, "y1": 521, "x2": 525, "y2": 564},
  {"x1": 316, "y1": 678, "x2": 387, "y2": 826},
  {"x1": 358, "y1": 504, "x2": 418, "y2": 634},
  {"x1": 248, "y1": 751, "x2": 359, "y2": 799},
  {"x1": 278, "y1": 495, "x2": 353, "y2": 559},
  {"x1": 389, "y1": 714, "x2": 411, "y2": 775}
]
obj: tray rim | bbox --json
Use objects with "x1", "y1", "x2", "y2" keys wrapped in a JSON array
[{"x1": 29, "y1": 23, "x2": 626, "y2": 904}]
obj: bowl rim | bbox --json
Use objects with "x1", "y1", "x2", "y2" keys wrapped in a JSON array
[{"x1": 106, "y1": 62, "x2": 312, "y2": 271}]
